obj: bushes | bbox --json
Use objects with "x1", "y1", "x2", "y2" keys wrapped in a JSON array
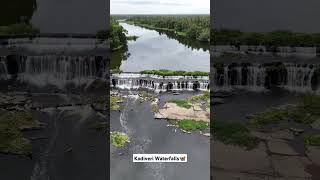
[
  {"x1": 126, "y1": 15, "x2": 210, "y2": 42},
  {"x1": 212, "y1": 29, "x2": 320, "y2": 47}
]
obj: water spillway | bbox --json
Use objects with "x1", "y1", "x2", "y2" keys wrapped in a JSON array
[
  {"x1": 212, "y1": 62, "x2": 320, "y2": 93},
  {"x1": 0, "y1": 55, "x2": 107, "y2": 87},
  {"x1": 111, "y1": 73, "x2": 210, "y2": 92},
  {"x1": 0, "y1": 37, "x2": 108, "y2": 88}
]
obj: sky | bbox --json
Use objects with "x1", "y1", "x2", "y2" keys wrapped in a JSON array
[
  {"x1": 213, "y1": 0, "x2": 320, "y2": 32},
  {"x1": 111, "y1": 0, "x2": 210, "y2": 14}
]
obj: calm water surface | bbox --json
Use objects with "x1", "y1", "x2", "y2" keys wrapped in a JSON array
[{"x1": 116, "y1": 23, "x2": 210, "y2": 72}]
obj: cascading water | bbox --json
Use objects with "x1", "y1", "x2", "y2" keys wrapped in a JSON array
[
  {"x1": 212, "y1": 63, "x2": 320, "y2": 93},
  {"x1": 0, "y1": 56, "x2": 9, "y2": 80},
  {"x1": 111, "y1": 73, "x2": 210, "y2": 92},
  {"x1": 0, "y1": 55, "x2": 107, "y2": 88}
]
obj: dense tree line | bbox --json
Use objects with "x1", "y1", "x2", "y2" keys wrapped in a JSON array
[
  {"x1": 126, "y1": 15, "x2": 210, "y2": 42},
  {"x1": 212, "y1": 29, "x2": 320, "y2": 47},
  {"x1": 109, "y1": 19, "x2": 128, "y2": 51}
]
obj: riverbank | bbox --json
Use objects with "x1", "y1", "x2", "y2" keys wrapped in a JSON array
[
  {"x1": 0, "y1": 84, "x2": 108, "y2": 179},
  {"x1": 125, "y1": 20, "x2": 209, "y2": 42}
]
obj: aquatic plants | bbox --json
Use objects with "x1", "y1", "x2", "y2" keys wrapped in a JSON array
[
  {"x1": 168, "y1": 99, "x2": 192, "y2": 109},
  {"x1": 304, "y1": 134, "x2": 320, "y2": 147},
  {"x1": 110, "y1": 96, "x2": 122, "y2": 111},
  {"x1": 177, "y1": 119, "x2": 208, "y2": 131},
  {"x1": 110, "y1": 132, "x2": 129, "y2": 148},
  {"x1": 213, "y1": 121, "x2": 258, "y2": 150},
  {"x1": 0, "y1": 111, "x2": 41, "y2": 155}
]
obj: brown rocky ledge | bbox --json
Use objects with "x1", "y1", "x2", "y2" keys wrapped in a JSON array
[{"x1": 154, "y1": 102, "x2": 209, "y2": 122}]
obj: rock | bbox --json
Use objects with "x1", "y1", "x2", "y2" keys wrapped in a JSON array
[
  {"x1": 271, "y1": 130, "x2": 295, "y2": 140},
  {"x1": 271, "y1": 155, "x2": 312, "y2": 178},
  {"x1": 311, "y1": 120, "x2": 320, "y2": 130},
  {"x1": 154, "y1": 112, "x2": 165, "y2": 119},
  {"x1": 156, "y1": 103, "x2": 209, "y2": 122},
  {"x1": 251, "y1": 131, "x2": 272, "y2": 141},
  {"x1": 267, "y1": 140, "x2": 300, "y2": 156},
  {"x1": 66, "y1": 148, "x2": 73, "y2": 153},
  {"x1": 290, "y1": 128, "x2": 304, "y2": 135},
  {"x1": 193, "y1": 104, "x2": 202, "y2": 111},
  {"x1": 306, "y1": 146, "x2": 320, "y2": 165},
  {"x1": 203, "y1": 133, "x2": 210, "y2": 137},
  {"x1": 213, "y1": 140, "x2": 273, "y2": 175}
]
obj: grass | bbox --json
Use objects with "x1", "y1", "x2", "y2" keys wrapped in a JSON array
[
  {"x1": 139, "y1": 91, "x2": 156, "y2": 100},
  {"x1": 177, "y1": 119, "x2": 208, "y2": 131},
  {"x1": 249, "y1": 108, "x2": 288, "y2": 128},
  {"x1": 151, "y1": 104, "x2": 159, "y2": 113},
  {"x1": 304, "y1": 134, "x2": 320, "y2": 147},
  {"x1": 110, "y1": 96, "x2": 122, "y2": 111},
  {"x1": 189, "y1": 91, "x2": 210, "y2": 108},
  {"x1": 0, "y1": 111, "x2": 40, "y2": 155},
  {"x1": 213, "y1": 121, "x2": 258, "y2": 150},
  {"x1": 168, "y1": 99, "x2": 192, "y2": 109},
  {"x1": 140, "y1": 69, "x2": 209, "y2": 76},
  {"x1": 110, "y1": 132, "x2": 129, "y2": 148},
  {"x1": 249, "y1": 94, "x2": 320, "y2": 128}
]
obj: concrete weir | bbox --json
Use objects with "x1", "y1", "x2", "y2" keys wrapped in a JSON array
[{"x1": 111, "y1": 72, "x2": 210, "y2": 92}]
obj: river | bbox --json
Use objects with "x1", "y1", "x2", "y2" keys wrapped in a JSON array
[{"x1": 112, "y1": 23, "x2": 210, "y2": 72}]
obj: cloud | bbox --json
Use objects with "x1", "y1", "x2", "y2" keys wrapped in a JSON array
[
  {"x1": 115, "y1": 0, "x2": 187, "y2": 6},
  {"x1": 111, "y1": 0, "x2": 209, "y2": 14}
]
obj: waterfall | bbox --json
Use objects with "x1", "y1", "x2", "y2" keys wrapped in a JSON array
[
  {"x1": 0, "y1": 55, "x2": 107, "y2": 88},
  {"x1": 111, "y1": 73, "x2": 210, "y2": 92},
  {"x1": 212, "y1": 63, "x2": 320, "y2": 93},
  {"x1": 0, "y1": 56, "x2": 9, "y2": 80}
]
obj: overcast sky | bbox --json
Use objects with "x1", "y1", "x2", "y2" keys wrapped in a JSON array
[{"x1": 111, "y1": 0, "x2": 209, "y2": 14}]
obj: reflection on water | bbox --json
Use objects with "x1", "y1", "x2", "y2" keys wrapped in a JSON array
[{"x1": 112, "y1": 23, "x2": 210, "y2": 72}]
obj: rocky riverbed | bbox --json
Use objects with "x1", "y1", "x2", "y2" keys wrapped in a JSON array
[
  {"x1": 0, "y1": 89, "x2": 108, "y2": 180},
  {"x1": 212, "y1": 90, "x2": 320, "y2": 180}
]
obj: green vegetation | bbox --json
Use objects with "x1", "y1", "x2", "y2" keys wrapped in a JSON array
[
  {"x1": 110, "y1": 96, "x2": 123, "y2": 111},
  {"x1": 127, "y1": 35, "x2": 139, "y2": 41},
  {"x1": 189, "y1": 91, "x2": 210, "y2": 108},
  {"x1": 169, "y1": 119, "x2": 208, "y2": 131},
  {"x1": 0, "y1": 23, "x2": 39, "y2": 35},
  {"x1": 213, "y1": 121, "x2": 258, "y2": 150},
  {"x1": 110, "y1": 19, "x2": 128, "y2": 51},
  {"x1": 304, "y1": 134, "x2": 320, "y2": 147},
  {"x1": 126, "y1": 15, "x2": 210, "y2": 42},
  {"x1": 151, "y1": 104, "x2": 159, "y2": 113},
  {"x1": 96, "y1": 30, "x2": 108, "y2": 39},
  {"x1": 0, "y1": 111, "x2": 41, "y2": 155},
  {"x1": 168, "y1": 92, "x2": 210, "y2": 109},
  {"x1": 249, "y1": 108, "x2": 288, "y2": 128},
  {"x1": 249, "y1": 94, "x2": 320, "y2": 128},
  {"x1": 140, "y1": 69, "x2": 209, "y2": 76},
  {"x1": 168, "y1": 99, "x2": 192, "y2": 109},
  {"x1": 110, "y1": 132, "x2": 129, "y2": 148},
  {"x1": 212, "y1": 29, "x2": 320, "y2": 47},
  {"x1": 88, "y1": 121, "x2": 107, "y2": 131},
  {"x1": 177, "y1": 119, "x2": 208, "y2": 131}
]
